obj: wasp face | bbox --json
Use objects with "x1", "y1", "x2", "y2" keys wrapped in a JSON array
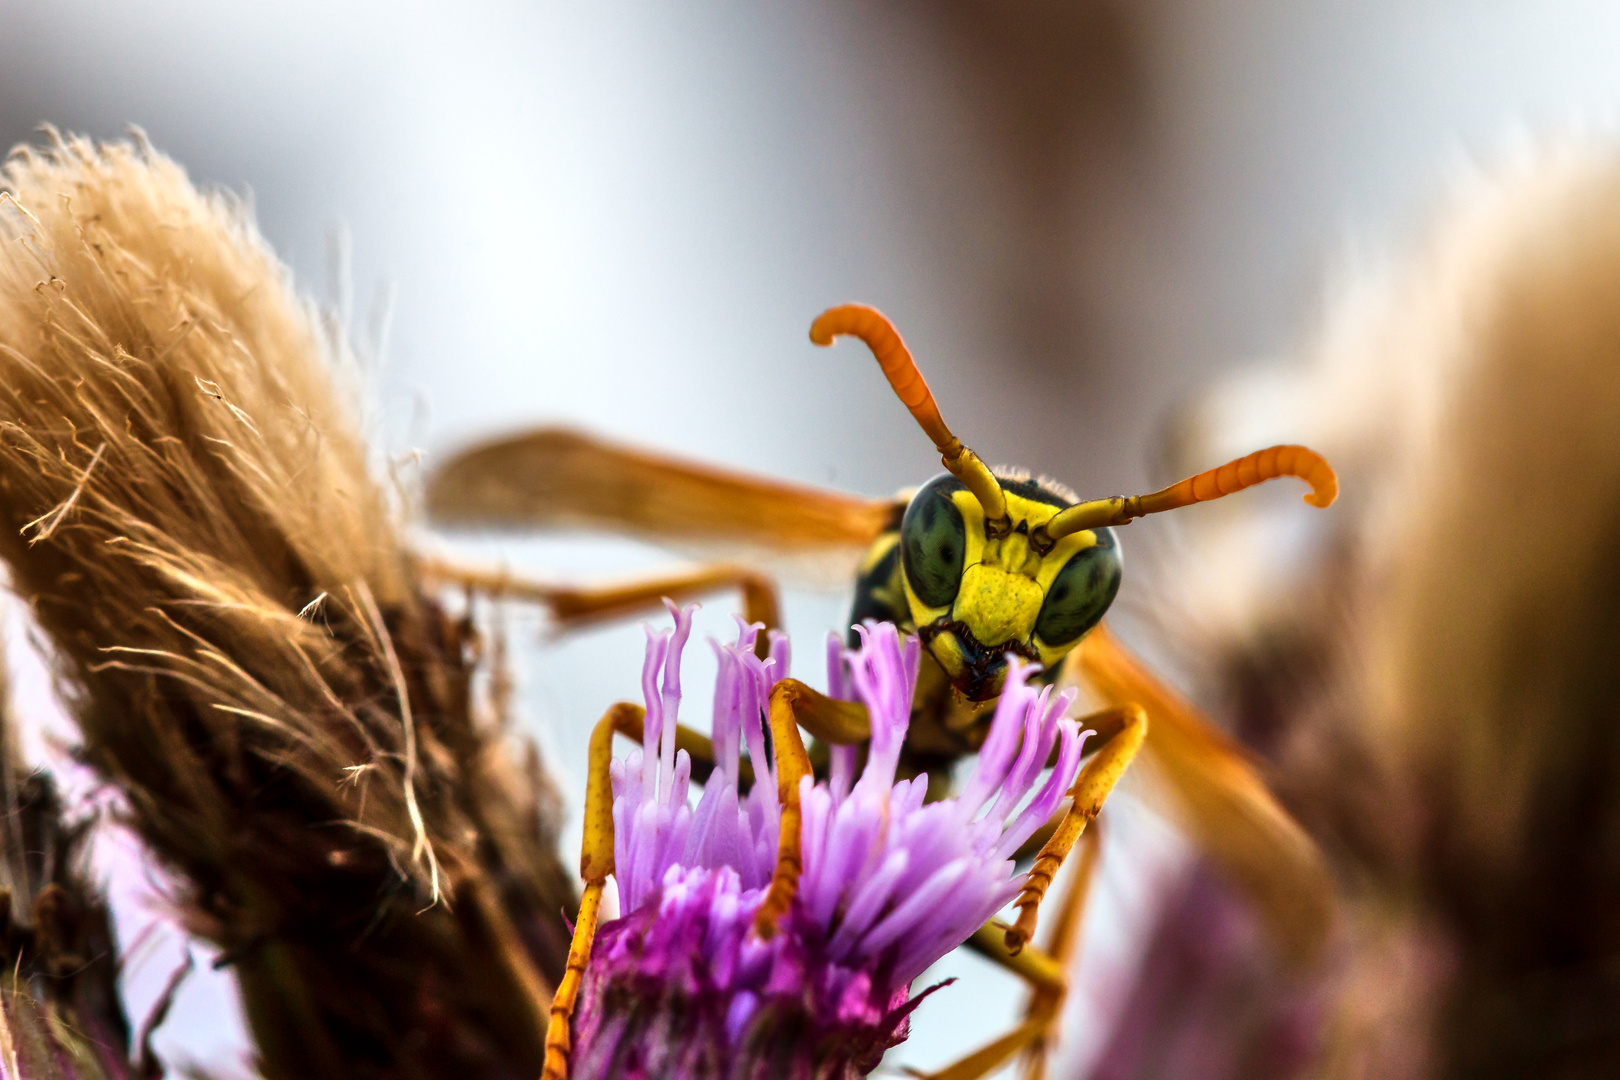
[{"x1": 900, "y1": 473, "x2": 1122, "y2": 701}]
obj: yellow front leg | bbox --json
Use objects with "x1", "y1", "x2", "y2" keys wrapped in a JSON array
[
  {"x1": 541, "y1": 704, "x2": 622, "y2": 1080},
  {"x1": 927, "y1": 826, "x2": 1104, "y2": 1080},
  {"x1": 916, "y1": 913, "x2": 1069, "y2": 1080},
  {"x1": 751, "y1": 678, "x2": 871, "y2": 938},
  {"x1": 1016, "y1": 824, "x2": 1103, "y2": 1080},
  {"x1": 541, "y1": 701, "x2": 731, "y2": 1080},
  {"x1": 1006, "y1": 704, "x2": 1146, "y2": 954}
]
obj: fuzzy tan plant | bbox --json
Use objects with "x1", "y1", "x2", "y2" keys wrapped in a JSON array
[
  {"x1": 1102, "y1": 141, "x2": 1620, "y2": 1080},
  {"x1": 0, "y1": 131, "x2": 575, "y2": 1080},
  {"x1": 1304, "y1": 142, "x2": 1620, "y2": 1080}
]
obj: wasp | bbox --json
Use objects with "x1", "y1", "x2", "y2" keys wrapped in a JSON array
[{"x1": 423, "y1": 304, "x2": 1337, "y2": 1080}]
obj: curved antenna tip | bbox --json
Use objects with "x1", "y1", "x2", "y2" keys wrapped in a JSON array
[
  {"x1": 1046, "y1": 443, "x2": 1339, "y2": 539},
  {"x1": 807, "y1": 303, "x2": 1009, "y2": 522},
  {"x1": 1300, "y1": 454, "x2": 1339, "y2": 508},
  {"x1": 810, "y1": 304, "x2": 868, "y2": 348}
]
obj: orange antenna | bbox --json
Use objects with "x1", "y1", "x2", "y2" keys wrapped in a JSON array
[
  {"x1": 810, "y1": 304, "x2": 1007, "y2": 521},
  {"x1": 1045, "y1": 444, "x2": 1338, "y2": 539}
]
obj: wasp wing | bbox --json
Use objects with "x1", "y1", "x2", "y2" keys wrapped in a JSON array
[
  {"x1": 1064, "y1": 622, "x2": 1334, "y2": 965},
  {"x1": 424, "y1": 427, "x2": 901, "y2": 586}
]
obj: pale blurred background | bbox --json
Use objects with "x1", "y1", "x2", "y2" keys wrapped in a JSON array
[{"x1": 4, "y1": 1, "x2": 1620, "y2": 1075}]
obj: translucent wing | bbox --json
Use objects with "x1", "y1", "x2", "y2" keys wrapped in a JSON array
[
  {"x1": 1063, "y1": 622, "x2": 1334, "y2": 964},
  {"x1": 424, "y1": 427, "x2": 900, "y2": 585}
]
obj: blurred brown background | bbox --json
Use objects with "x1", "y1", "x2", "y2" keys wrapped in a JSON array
[{"x1": 4, "y1": 1, "x2": 1620, "y2": 1075}]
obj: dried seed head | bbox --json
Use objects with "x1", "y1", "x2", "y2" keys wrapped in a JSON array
[{"x1": 0, "y1": 132, "x2": 574, "y2": 1080}]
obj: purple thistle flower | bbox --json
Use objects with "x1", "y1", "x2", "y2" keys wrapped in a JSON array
[{"x1": 571, "y1": 605, "x2": 1088, "y2": 1079}]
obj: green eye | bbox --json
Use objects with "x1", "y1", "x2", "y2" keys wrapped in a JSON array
[
  {"x1": 1035, "y1": 534, "x2": 1122, "y2": 646},
  {"x1": 901, "y1": 474, "x2": 967, "y2": 609}
]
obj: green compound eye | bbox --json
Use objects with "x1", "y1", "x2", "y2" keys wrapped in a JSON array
[
  {"x1": 1035, "y1": 534, "x2": 1122, "y2": 646},
  {"x1": 901, "y1": 474, "x2": 968, "y2": 609}
]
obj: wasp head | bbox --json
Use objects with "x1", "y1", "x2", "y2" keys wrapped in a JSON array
[
  {"x1": 899, "y1": 472, "x2": 1122, "y2": 701},
  {"x1": 811, "y1": 302, "x2": 1330, "y2": 702}
]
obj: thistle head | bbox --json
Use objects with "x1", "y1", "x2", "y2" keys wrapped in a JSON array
[{"x1": 569, "y1": 608, "x2": 1087, "y2": 1079}]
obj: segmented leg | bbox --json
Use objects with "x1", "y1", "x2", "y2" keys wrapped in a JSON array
[
  {"x1": 418, "y1": 555, "x2": 782, "y2": 656},
  {"x1": 1011, "y1": 813, "x2": 1061, "y2": 865},
  {"x1": 752, "y1": 679, "x2": 869, "y2": 938},
  {"x1": 547, "y1": 677, "x2": 868, "y2": 1068},
  {"x1": 1004, "y1": 702, "x2": 1144, "y2": 863},
  {"x1": 1017, "y1": 824, "x2": 1102, "y2": 1080},
  {"x1": 918, "y1": 1015, "x2": 1051, "y2": 1080},
  {"x1": 919, "y1": 922, "x2": 1069, "y2": 1080},
  {"x1": 541, "y1": 704, "x2": 622, "y2": 1080},
  {"x1": 1005, "y1": 704, "x2": 1145, "y2": 954},
  {"x1": 934, "y1": 816, "x2": 1105, "y2": 1080},
  {"x1": 541, "y1": 701, "x2": 728, "y2": 1079}
]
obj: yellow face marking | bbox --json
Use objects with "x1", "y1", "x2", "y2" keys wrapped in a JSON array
[
  {"x1": 926, "y1": 628, "x2": 967, "y2": 682},
  {"x1": 901, "y1": 488, "x2": 985, "y2": 628},
  {"x1": 902, "y1": 484, "x2": 1105, "y2": 697},
  {"x1": 955, "y1": 563, "x2": 1043, "y2": 648},
  {"x1": 1032, "y1": 630, "x2": 1079, "y2": 673}
]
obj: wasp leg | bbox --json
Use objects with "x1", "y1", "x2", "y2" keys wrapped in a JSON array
[
  {"x1": 593, "y1": 678, "x2": 856, "y2": 795},
  {"x1": 928, "y1": 828, "x2": 1102, "y2": 1080},
  {"x1": 540, "y1": 700, "x2": 735, "y2": 1080},
  {"x1": 1011, "y1": 814, "x2": 1060, "y2": 865},
  {"x1": 909, "y1": 1014, "x2": 1052, "y2": 1080},
  {"x1": 541, "y1": 703, "x2": 624, "y2": 1080},
  {"x1": 751, "y1": 679, "x2": 870, "y2": 938},
  {"x1": 938, "y1": 818, "x2": 1103, "y2": 1080},
  {"x1": 1016, "y1": 823, "x2": 1102, "y2": 1080},
  {"x1": 1007, "y1": 704, "x2": 1140, "y2": 864},
  {"x1": 1005, "y1": 704, "x2": 1145, "y2": 954},
  {"x1": 1065, "y1": 621, "x2": 1333, "y2": 963},
  {"x1": 418, "y1": 555, "x2": 782, "y2": 656},
  {"x1": 917, "y1": 922, "x2": 1069, "y2": 1080}
]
